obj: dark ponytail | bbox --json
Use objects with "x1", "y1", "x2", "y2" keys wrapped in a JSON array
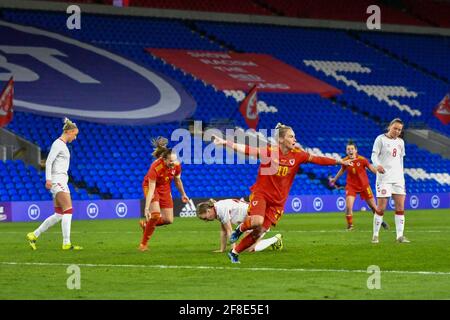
[{"x1": 151, "y1": 136, "x2": 172, "y2": 159}]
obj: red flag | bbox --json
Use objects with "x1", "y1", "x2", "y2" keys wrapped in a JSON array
[
  {"x1": 0, "y1": 77, "x2": 14, "y2": 127},
  {"x1": 239, "y1": 86, "x2": 259, "y2": 130},
  {"x1": 433, "y1": 93, "x2": 450, "y2": 125}
]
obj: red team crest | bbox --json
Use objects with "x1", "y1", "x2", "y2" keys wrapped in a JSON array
[{"x1": 289, "y1": 159, "x2": 295, "y2": 166}]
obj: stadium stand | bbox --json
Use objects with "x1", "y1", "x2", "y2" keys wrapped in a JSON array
[
  {"x1": 1, "y1": 8, "x2": 449, "y2": 202},
  {"x1": 38, "y1": 0, "x2": 449, "y2": 28}
]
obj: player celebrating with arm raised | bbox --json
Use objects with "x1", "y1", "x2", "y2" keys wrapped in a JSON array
[
  {"x1": 330, "y1": 140, "x2": 389, "y2": 231},
  {"x1": 213, "y1": 123, "x2": 353, "y2": 263},
  {"x1": 27, "y1": 118, "x2": 82, "y2": 250},
  {"x1": 371, "y1": 118, "x2": 409, "y2": 244},
  {"x1": 139, "y1": 137, "x2": 189, "y2": 251}
]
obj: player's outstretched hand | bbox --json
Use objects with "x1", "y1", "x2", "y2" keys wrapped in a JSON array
[
  {"x1": 181, "y1": 194, "x2": 190, "y2": 203},
  {"x1": 212, "y1": 135, "x2": 226, "y2": 146},
  {"x1": 341, "y1": 159, "x2": 354, "y2": 167},
  {"x1": 45, "y1": 180, "x2": 52, "y2": 190},
  {"x1": 377, "y1": 165, "x2": 385, "y2": 174}
]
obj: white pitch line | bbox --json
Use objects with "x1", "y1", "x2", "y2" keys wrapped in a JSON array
[
  {"x1": 1, "y1": 230, "x2": 449, "y2": 234},
  {"x1": 1, "y1": 261, "x2": 450, "y2": 276}
]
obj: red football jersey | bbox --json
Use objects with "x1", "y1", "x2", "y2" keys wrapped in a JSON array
[
  {"x1": 250, "y1": 146, "x2": 311, "y2": 207},
  {"x1": 342, "y1": 155, "x2": 370, "y2": 190},
  {"x1": 142, "y1": 158, "x2": 181, "y2": 192}
]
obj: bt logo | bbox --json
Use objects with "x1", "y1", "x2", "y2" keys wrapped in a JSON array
[
  {"x1": 313, "y1": 197, "x2": 323, "y2": 211},
  {"x1": 336, "y1": 197, "x2": 346, "y2": 211},
  {"x1": 86, "y1": 203, "x2": 99, "y2": 219},
  {"x1": 115, "y1": 202, "x2": 128, "y2": 218},
  {"x1": 28, "y1": 204, "x2": 41, "y2": 220},
  {"x1": 291, "y1": 197, "x2": 302, "y2": 212}
]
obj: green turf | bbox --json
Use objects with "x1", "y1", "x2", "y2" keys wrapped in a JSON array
[{"x1": 1, "y1": 209, "x2": 449, "y2": 299}]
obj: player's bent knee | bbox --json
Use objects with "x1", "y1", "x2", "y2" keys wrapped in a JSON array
[
  {"x1": 251, "y1": 215, "x2": 264, "y2": 227},
  {"x1": 163, "y1": 217, "x2": 174, "y2": 224}
]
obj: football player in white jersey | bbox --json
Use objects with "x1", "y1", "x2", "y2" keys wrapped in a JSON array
[
  {"x1": 27, "y1": 118, "x2": 83, "y2": 250},
  {"x1": 197, "y1": 199, "x2": 283, "y2": 253},
  {"x1": 371, "y1": 118, "x2": 409, "y2": 244}
]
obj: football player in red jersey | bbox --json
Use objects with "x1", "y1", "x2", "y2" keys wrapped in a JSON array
[
  {"x1": 213, "y1": 123, "x2": 353, "y2": 263},
  {"x1": 330, "y1": 140, "x2": 388, "y2": 231},
  {"x1": 139, "y1": 137, "x2": 189, "y2": 251}
]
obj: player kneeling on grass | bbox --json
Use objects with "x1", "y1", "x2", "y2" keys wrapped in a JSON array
[
  {"x1": 27, "y1": 118, "x2": 82, "y2": 251},
  {"x1": 196, "y1": 199, "x2": 283, "y2": 253},
  {"x1": 330, "y1": 140, "x2": 389, "y2": 231}
]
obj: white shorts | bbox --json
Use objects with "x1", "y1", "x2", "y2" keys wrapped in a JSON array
[
  {"x1": 376, "y1": 182, "x2": 406, "y2": 198},
  {"x1": 50, "y1": 182, "x2": 70, "y2": 198}
]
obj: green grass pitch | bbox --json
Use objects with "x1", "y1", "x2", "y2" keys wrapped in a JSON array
[{"x1": 1, "y1": 209, "x2": 449, "y2": 300}]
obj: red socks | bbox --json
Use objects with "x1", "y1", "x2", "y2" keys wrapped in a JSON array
[
  {"x1": 235, "y1": 233, "x2": 258, "y2": 253},
  {"x1": 239, "y1": 217, "x2": 253, "y2": 232},
  {"x1": 155, "y1": 217, "x2": 166, "y2": 226},
  {"x1": 141, "y1": 212, "x2": 160, "y2": 245},
  {"x1": 346, "y1": 214, "x2": 353, "y2": 226}
]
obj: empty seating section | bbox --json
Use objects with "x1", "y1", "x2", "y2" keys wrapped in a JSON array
[
  {"x1": 403, "y1": 0, "x2": 450, "y2": 28},
  {"x1": 131, "y1": 0, "x2": 272, "y2": 16},
  {"x1": 195, "y1": 21, "x2": 449, "y2": 135},
  {"x1": 1, "y1": 9, "x2": 449, "y2": 202},
  {"x1": 356, "y1": 32, "x2": 450, "y2": 136},
  {"x1": 38, "y1": 0, "x2": 445, "y2": 27},
  {"x1": 263, "y1": 0, "x2": 426, "y2": 26}
]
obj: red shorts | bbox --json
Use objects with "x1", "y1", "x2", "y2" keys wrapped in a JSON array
[
  {"x1": 143, "y1": 186, "x2": 173, "y2": 209},
  {"x1": 248, "y1": 193, "x2": 284, "y2": 230},
  {"x1": 345, "y1": 185, "x2": 374, "y2": 201}
]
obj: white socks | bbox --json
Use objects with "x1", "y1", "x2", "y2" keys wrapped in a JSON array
[
  {"x1": 395, "y1": 214, "x2": 405, "y2": 238},
  {"x1": 254, "y1": 236, "x2": 278, "y2": 252},
  {"x1": 34, "y1": 213, "x2": 63, "y2": 237},
  {"x1": 373, "y1": 214, "x2": 383, "y2": 237},
  {"x1": 62, "y1": 214, "x2": 72, "y2": 245},
  {"x1": 33, "y1": 208, "x2": 73, "y2": 246}
]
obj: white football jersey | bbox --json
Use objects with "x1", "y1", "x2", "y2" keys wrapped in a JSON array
[
  {"x1": 371, "y1": 134, "x2": 405, "y2": 184},
  {"x1": 214, "y1": 199, "x2": 249, "y2": 225},
  {"x1": 45, "y1": 138, "x2": 70, "y2": 184}
]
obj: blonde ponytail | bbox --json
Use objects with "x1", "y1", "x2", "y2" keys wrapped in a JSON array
[
  {"x1": 275, "y1": 122, "x2": 292, "y2": 140},
  {"x1": 63, "y1": 117, "x2": 77, "y2": 131}
]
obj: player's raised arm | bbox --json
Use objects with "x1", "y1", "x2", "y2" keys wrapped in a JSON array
[
  {"x1": 308, "y1": 153, "x2": 353, "y2": 167},
  {"x1": 212, "y1": 135, "x2": 260, "y2": 158}
]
